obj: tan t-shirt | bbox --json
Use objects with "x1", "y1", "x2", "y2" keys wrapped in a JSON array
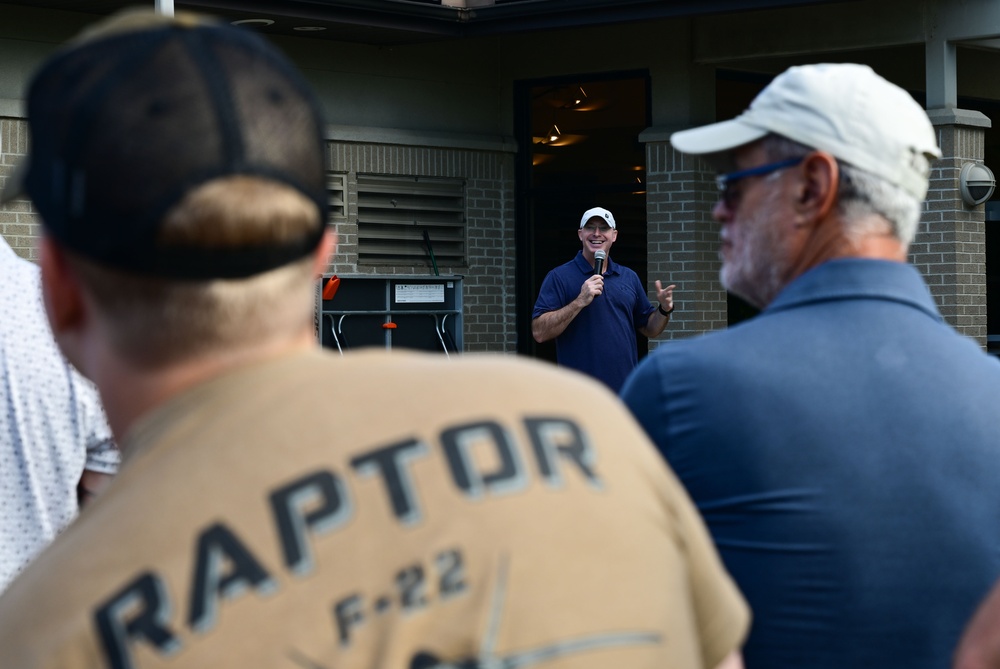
[{"x1": 0, "y1": 349, "x2": 748, "y2": 669}]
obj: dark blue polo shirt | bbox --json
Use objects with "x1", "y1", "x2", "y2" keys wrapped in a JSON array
[
  {"x1": 533, "y1": 251, "x2": 655, "y2": 392},
  {"x1": 622, "y1": 258, "x2": 1000, "y2": 668}
]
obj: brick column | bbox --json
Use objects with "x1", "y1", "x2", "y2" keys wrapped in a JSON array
[
  {"x1": 0, "y1": 117, "x2": 39, "y2": 261},
  {"x1": 919, "y1": 108, "x2": 991, "y2": 347},
  {"x1": 642, "y1": 129, "x2": 728, "y2": 348}
]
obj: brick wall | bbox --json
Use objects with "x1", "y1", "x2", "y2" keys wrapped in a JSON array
[
  {"x1": 915, "y1": 118, "x2": 989, "y2": 347},
  {"x1": 645, "y1": 139, "x2": 728, "y2": 348},
  {"x1": 327, "y1": 142, "x2": 517, "y2": 352},
  {"x1": 0, "y1": 118, "x2": 39, "y2": 260},
  {"x1": 0, "y1": 118, "x2": 519, "y2": 352},
  {"x1": 646, "y1": 126, "x2": 991, "y2": 352}
]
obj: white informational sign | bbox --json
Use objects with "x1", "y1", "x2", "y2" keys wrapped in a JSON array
[{"x1": 395, "y1": 283, "x2": 445, "y2": 304}]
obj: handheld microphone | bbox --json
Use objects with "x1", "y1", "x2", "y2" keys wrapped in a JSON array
[{"x1": 594, "y1": 250, "x2": 606, "y2": 276}]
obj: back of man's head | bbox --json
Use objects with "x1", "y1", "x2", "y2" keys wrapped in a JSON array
[{"x1": 3, "y1": 7, "x2": 329, "y2": 281}]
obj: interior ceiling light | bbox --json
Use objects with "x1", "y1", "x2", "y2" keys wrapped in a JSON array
[
  {"x1": 294, "y1": 26, "x2": 326, "y2": 31},
  {"x1": 563, "y1": 86, "x2": 588, "y2": 109},
  {"x1": 532, "y1": 129, "x2": 588, "y2": 147},
  {"x1": 556, "y1": 86, "x2": 611, "y2": 112},
  {"x1": 231, "y1": 18, "x2": 274, "y2": 27}
]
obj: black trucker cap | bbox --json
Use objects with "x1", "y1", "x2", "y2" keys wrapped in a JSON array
[{"x1": 1, "y1": 9, "x2": 328, "y2": 279}]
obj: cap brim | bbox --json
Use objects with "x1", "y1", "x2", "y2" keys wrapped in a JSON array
[
  {"x1": 1, "y1": 158, "x2": 28, "y2": 205},
  {"x1": 670, "y1": 119, "x2": 769, "y2": 156}
]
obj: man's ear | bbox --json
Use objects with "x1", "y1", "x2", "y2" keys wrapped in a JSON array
[
  {"x1": 38, "y1": 235, "x2": 86, "y2": 336},
  {"x1": 797, "y1": 151, "x2": 840, "y2": 220}
]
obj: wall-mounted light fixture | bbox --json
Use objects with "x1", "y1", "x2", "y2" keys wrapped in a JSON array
[
  {"x1": 231, "y1": 18, "x2": 275, "y2": 28},
  {"x1": 960, "y1": 162, "x2": 996, "y2": 207}
]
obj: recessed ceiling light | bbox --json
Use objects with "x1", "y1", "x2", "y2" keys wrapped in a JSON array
[
  {"x1": 231, "y1": 19, "x2": 274, "y2": 27},
  {"x1": 294, "y1": 26, "x2": 326, "y2": 32}
]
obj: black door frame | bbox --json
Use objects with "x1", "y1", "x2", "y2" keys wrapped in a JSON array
[{"x1": 513, "y1": 70, "x2": 652, "y2": 359}]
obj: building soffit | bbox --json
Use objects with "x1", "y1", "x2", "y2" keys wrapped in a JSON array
[
  {"x1": 2, "y1": 0, "x2": 855, "y2": 46},
  {"x1": 691, "y1": 0, "x2": 1000, "y2": 112}
]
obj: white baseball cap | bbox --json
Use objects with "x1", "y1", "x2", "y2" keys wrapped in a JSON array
[
  {"x1": 580, "y1": 206, "x2": 616, "y2": 229},
  {"x1": 670, "y1": 63, "x2": 941, "y2": 200}
]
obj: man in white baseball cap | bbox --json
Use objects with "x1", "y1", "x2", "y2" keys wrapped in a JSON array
[
  {"x1": 621, "y1": 63, "x2": 1000, "y2": 669},
  {"x1": 669, "y1": 62, "x2": 941, "y2": 308},
  {"x1": 532, "y1": 206, "x2": 675, "y2": 392}
]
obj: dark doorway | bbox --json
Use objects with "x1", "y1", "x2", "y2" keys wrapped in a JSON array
[
  {"x1": 973, "y1": 95, "x2": 1000, "y2": 357},
  {"x1": 514, "y1": 71, "x2": 651, "y2": 361},
  {"x1": 717, "y1": 69, "x2": 772, "y2": 325}
]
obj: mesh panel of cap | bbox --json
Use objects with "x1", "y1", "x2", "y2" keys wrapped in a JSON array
[{"x1": 24, "y1": 20, "x2": 328, "y2": 279}]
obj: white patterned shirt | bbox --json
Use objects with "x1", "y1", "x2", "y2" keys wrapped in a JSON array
[{"x1": 0, "y1": 236, "x2": 118, "y2": 593}]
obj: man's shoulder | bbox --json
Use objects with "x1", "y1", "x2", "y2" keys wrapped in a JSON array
[
  {"x1": 0, "y1": 502, "x2": 119, "y2": 666},
  {"x1": 642, "y1": 325, "x2": 749, "y2": 364},
  {"x1": 609, "y1": 260, "x2": 639, "y2": 278},
  {"x1": 0, "y1": 350, "x2": 739, "y2": 669},
  {"x1": 545, "y1": 254, "x2": 586, "y2": 277}
]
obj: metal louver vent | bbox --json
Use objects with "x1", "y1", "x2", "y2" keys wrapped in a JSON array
[
  {"x1": 327, "y1": 172, "x2": 347, "y2": 222},
  {"x1": 356, "y1": 174, "x2": 465, "y2": 265}
]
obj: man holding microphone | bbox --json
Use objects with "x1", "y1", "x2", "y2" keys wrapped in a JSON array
[{"x1": 532, "y1": 206, "x2": 675, "y2": 391}]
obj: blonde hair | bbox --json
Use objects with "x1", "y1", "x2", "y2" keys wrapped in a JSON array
[{"x1": 70, "y1": 176, "x2": 324, "y2": 368}]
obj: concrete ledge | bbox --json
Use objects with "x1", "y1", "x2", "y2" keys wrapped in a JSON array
[
  {"x1": 325, "y1": 124, "x2": 518, "y2": 153},
  {"x1": 645, "y1": 109, "x2": 994, "y2": 142},
  {"x1": 926, "y1": 107, "x2": 992, "y2": 128},
  {"x1": 638, "y1": 125, "x2": 684, "y2": 143},
  {"x1": 0, "y1": 108, "x2": 520, "y2": 154},
  {"x1": 0, "y1": 98, "x2": 24, "y2": 118}
]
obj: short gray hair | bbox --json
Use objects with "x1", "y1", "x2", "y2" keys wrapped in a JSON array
[{"x1": 761, "y1": 134, "x2": 923, "y2": 247}]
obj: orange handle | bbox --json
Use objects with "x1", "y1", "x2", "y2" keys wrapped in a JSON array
[{"x1": 322, "y1": 276, "x2": 340, "y2": 300}]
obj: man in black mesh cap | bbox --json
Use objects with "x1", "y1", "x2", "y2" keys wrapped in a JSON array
[{"x1": 0, "y1": 8, "x2": 751, "y2": 669}]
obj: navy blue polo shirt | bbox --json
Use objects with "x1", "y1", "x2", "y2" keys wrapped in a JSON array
[
  {"x1": 533, "y1": 251, "x2": 655, "y2": 392},
  {"x1": 622, "y1": 259, "x2": 1000, "y2": 668}
]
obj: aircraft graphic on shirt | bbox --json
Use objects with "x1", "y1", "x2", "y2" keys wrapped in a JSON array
[
  {"x1": 408, "y1": 556, "x2": 661, "y2": 669},
  {"x1": 287, "y1": 556, "x2": 661, "y2": 669}
]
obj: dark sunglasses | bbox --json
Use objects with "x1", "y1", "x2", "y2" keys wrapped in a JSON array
[{"x1": 715, "y1": 156, "x2": 805, "y2": 208}]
